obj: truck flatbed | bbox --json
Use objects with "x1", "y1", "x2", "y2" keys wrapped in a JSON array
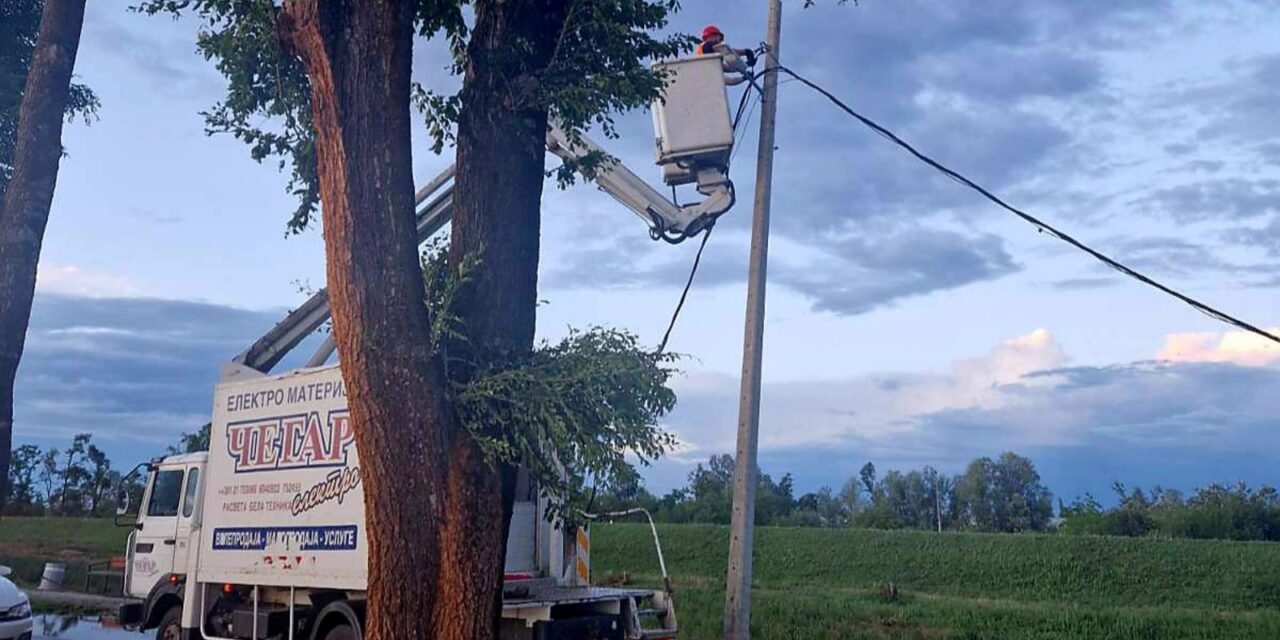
[{"x1": 503, "y1": 583, "x2": 655, "y2": 610}]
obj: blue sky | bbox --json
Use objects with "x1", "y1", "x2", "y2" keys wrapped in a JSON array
[{"x1": 15, "y1": 0, "x2": 1280, "y2": 504}]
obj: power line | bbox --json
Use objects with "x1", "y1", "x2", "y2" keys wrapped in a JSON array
[
  {"x1": 730, "y1": 90, "x2": 762, "y2": 167},
  {"x1": 774, "y1": 64, "x2": 1280, "y2": 346},
  {"x1": 657, "y1": 225, "x2": 714, "y2": 354}
]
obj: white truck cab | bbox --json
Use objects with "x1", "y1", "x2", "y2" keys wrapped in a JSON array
[{"x1": 124, "y1": 453, "x2": 206, "y2": 603}]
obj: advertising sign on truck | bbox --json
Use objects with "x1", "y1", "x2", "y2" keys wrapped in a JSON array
[{"x1": 200, "y1": 365, "x2": 367, "y2": 590}]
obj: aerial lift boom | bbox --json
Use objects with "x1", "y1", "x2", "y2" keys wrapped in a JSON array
[{"x1": 225, "y1": 55, "x2": 738, "y2": 380}]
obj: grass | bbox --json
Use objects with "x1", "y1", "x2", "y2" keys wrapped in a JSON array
[
  {"x1": 592, "y1": 523, "x2": 1280, "y2": 640},
  {"x1": 0, "y1": 517, "x2": 129, "y2": 589},
  {"x1": 7, "y1": 517, "x2": 1280, "y2": 638}
]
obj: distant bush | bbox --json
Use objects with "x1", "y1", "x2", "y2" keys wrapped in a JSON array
[{"x1": 1061, "y1": 483, "x2": 1280, "y2": 542}]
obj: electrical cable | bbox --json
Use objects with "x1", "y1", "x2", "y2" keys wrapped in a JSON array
[
  {"x1": 729, "y1": 89, "x2": 761, "y2": 167},
  {"x1": 657, "y1": 225, "x2": 715, "y2": 354},
  {"x1": 773, "y1": 63, "x2": 1280, "y2": 346}
]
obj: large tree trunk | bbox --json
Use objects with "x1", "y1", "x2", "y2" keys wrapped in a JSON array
[
  {"x1": 433, "y1": 2, "x2": 569, "y2": 638},
  {"x1": 0, "y1": 0, "x2": 87, "y2": 515},
  {"x1": 279, "y1": 2, "x2": 450, "y2": 639}
]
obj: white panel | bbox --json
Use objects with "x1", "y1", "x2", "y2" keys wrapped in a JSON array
[
  {"x1": 199, "y1": 364, "x2": 546, "y2": 589},
  {"x1": 505, "y1": 501, "x2": 538, "y2": 574},
  {"x1": 652, "y1": 56, "x2": 734, "y2": 165},
  {"x1": 199, "y1": 365, "x2": 367, "y2": 590}
]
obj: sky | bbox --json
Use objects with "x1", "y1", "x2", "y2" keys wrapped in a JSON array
[{"x1": 14, "y1": 0, "x2": 1280, "y2": 505}]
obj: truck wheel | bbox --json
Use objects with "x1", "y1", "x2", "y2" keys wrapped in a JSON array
[
  {"x1": 321, "y1": 624, "x2": 359, "y2": 640},
  {"x1": 155, "y1": 607, "x2": 181, "y2": 640}
]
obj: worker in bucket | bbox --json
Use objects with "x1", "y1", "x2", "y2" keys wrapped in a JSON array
[{"x1": 697, "y1": 25, "x2": 756, "y2": 86}]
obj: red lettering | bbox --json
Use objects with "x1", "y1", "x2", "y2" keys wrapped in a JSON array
[
  {"x1": 227, "y1": 425, "x2": 251, "y2": 470},
  {"x1": 251, "y1": 422, "x2": 279, "y2": 468},
  {"x1": 277, "y1": 417, "x2": 306, "y2": 466},
  {"x1": 301, "y1": 413, "x2": 329, "y2": 464},
  {"x1": 328, "y1": 412, "x2": 355, "y2": 462}
]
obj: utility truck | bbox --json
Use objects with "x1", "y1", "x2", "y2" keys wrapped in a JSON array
[{"x1": 114, "y1": 56, "x2": 739, "y2": 640}]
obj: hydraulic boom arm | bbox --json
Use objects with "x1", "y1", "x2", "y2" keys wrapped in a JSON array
[{"x1": 226, "y1": 126, "x2": 733, "y2": 379}]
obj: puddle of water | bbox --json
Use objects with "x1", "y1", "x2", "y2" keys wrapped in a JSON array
[{"x1": 31, "y1": 615, "x2": 144, "y2": 639}]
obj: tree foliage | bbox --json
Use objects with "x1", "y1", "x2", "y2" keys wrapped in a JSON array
[
  {"x1": 4, "y1": 433, "x2": 138, "y2": 516},
  {"x1": 423, "y1": 243, "x2": 677, "y2": 519},
  {"x1": 598, "y1": 451, "x2": 1054, "y2": 534},
  {"x1": 168, "y1": 422, "x2": 211, "y2": 454},
  {"x1": 1062, "y1": 482, "x2": 1280, "y2": 542},
  {"x1": 136, "y1": 0, "x2": 690, "y2": 232},
  {"x1": 0, "y1": 0, "x2": 98, "y2": 201}
]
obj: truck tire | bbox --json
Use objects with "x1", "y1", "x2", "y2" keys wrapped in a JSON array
[
  {"x1": 321, "y1": 624, "x2": 358, "y2": 640},
  {"x1": 155, "y1": 607, "x2": 181, "y2": 640}
]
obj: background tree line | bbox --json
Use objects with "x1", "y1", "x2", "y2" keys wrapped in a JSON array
[
  {"x1": 1059, "y1": 482, "x2": 1280, "y2": 542},
  {"x1": 598, "y1": 451, "x2": 1280, "y2": 542},
  {"x1": 3, "y1": 432, "x2": 141, "y2": 516},
  {"x1": 596, "y1": 451, "x2": 1056, "y2": 534}
]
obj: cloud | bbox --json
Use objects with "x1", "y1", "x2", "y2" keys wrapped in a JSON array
[
  {"x1": 13, "y1": 294, "x2": 288, "y2": 462},
  {"x1": 82, "y1": 3, "x2": 221, "y2": 96},
  {"x1": 36, "y1": 264, "x2": 141, "y2": 297},
  {"x1": 662, "y1": 327, "x2": 1280, "y2": 499},
  {"x1": 1052, "y1": 277, "x2": 1117, "y2": 291},
  {"x1": 1158, "y1": 329, "x2": 1280, "y2": 367},
  {"x1": 773, "y1": 228, "x2": 1020, "y2": 315},
  {"x1": 1260, "y1": 143, "x2": 1280, "y2": 166},
  {"x1": 546, "y1": 0, "x2": 1187, "y2": 311},
  {"x1": 1190, "y1": 54, "x2": 1280, "y2": 144},
  {"x1": 665, "y1": 328, "x2": 1067, "y2": 459},
  {"x1": 1225, "y1": 215, "x2": 1280, "y2": 258},
  {"x1": 1136, "y1": 178, "x2": 1280, "y2": 223}
]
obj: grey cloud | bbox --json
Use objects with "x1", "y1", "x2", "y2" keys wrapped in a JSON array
[
  {"x1": 1225, "y1": 215, "x2": 1280, "y2": 258},
  {"x1": 545, "y1": 225, "x2": 1020, "y2": 317},
  {"x1": 1137, "y1": 178, "x2": 1280, "y2": 223},
  {"x1": 1072, "y1": 235, "x2": 1280, "y2": 283},
  {"x1": 1188, "y1": 54, "x2": 1280, "y2": 144},
  {"x1": 1259, "y1": 143, "x2": 1280, "y2": 166},
  {"x1": 920, "y1": 45, "x2": 1101, "y2": 103},
  {"x1": 1183, "y1": 160, "x2": 1225, "y2": 174},
  {"x1": 918, "y1": 361, "x2": 1280, "y2": 454},
  {"x1": 546, "y1": 0, "x2": 1192, "y2": 314},
  {"x1": 14, "y1": 295, "x2": 288, "y2": 461},
  {"x1": 772, "y1": 105, "x2": 1072, "y2": 238},
  {"x1": 1052, "y1": 277, "x2": 1117, "y2": 291},
  {"x1": 542, "y1": 239, "x2": 745, "y2": 291},
  {"x1": 83, "y1": 4, "x2": 219, "y2": 95},
  {"x1": 774, "y1": 228, "x2": 1020, "y2": 315},
  {"x1": 754, "y1": 360, "x2": 1280, "y2": 498},
  {"x1": 1114, "y1": 236, "x2": 1236, "y2": 277}
]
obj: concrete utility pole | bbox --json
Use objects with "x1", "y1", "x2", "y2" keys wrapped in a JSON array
[{"x1": 723, "y1": 1, "x2": 782, "y2": 638}]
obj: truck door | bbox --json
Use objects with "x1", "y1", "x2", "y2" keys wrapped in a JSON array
[
  {"x1": 127, "y1": 467, "x2": 185, "y2": 597},
  {"x1": 171, "y1": 466, "x2": 201, "y2": 574}
]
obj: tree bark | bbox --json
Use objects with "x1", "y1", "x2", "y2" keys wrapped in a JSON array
[
  {"x1": 0, "y1": 0, "x2": 87, "y2": 515},
  {"x1": 434, "y1": 2, "x2": 569, "y2": 638},
  {"x1": 279, "y1": 2, "x2": 450, "y2": 639}
]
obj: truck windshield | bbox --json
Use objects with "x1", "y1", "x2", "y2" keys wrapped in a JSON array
[{"x1": 147, "y1": 469, "x2": 185, "y2": 517}]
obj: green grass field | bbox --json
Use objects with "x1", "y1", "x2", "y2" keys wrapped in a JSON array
[
  {"x1": 4, "y1": 517, "x2": 1280, "y2": 638},
  {"x1": 592, "y1": 523, "x2": 1280, "y2": 640},
  {"x1": 0, "y1": 517, "x2": 129, "y2": 589}
]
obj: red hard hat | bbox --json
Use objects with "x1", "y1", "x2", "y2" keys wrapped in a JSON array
[{"x1": 702, "y1": 25, "x2": 723, "y2": 40}]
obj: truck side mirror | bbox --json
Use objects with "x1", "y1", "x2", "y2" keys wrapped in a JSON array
[
  {"x1": 114, "y1": 461, "x2": 150, "y2": 528},
  {"x1": 116, "y1": 488, "x2": 131, "y2": 516}
]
